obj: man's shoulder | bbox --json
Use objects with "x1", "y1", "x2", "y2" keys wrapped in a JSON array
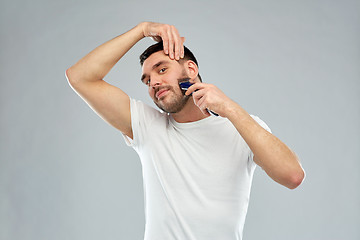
[{"x1": 130, "y1": 98, "x2": 168, "y2": 121}]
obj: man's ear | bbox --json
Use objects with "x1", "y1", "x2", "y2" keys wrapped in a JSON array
[{"x1": 184, "y1": 60, "x2": 199, "y2": 82}]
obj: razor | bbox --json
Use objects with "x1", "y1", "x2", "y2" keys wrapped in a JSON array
[{"x1": 179, "y1": 80, "x2": 219, "y2": 117}]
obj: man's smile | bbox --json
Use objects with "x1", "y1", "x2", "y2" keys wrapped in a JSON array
[{"x1": 155, "y1": 87, "x2": 170, "y2": 100}]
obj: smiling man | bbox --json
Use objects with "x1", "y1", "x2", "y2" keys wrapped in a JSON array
[
  {"x1": 66, "y1": 21, "x2": 305, "y2": 240},
  {"x1": 141, "y1": 54, "x2": 191, "y2": 114}
]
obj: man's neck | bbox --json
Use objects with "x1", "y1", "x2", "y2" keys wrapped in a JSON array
[{"x1": 170, "y1": 97, "x2": 209, "y2": 123}]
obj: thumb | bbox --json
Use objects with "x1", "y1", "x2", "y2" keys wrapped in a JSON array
[{"x1": 152, "y1": 36, "x2": 162, "y2": 42}]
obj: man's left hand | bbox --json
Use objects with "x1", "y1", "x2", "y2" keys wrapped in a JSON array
[{"x1": 185, "y1": 83, "x2": 237, "y2": 118}]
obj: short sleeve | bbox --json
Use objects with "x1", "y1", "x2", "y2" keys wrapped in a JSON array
[
  {"x1": 121, "y1": 98, "x2": 163, "y2": 149},
  {"x1": 248, "y1": 115, "x2": 272, "y2": 163},
  {"x1": 250, "y1": 115, "x2": 272, "y2": 134}
]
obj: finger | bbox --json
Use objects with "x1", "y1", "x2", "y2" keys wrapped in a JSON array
[
  {"x1": 190, "y1": 90, "x2": 210, "y2": 116},
  {"x1": 171, "y1": 26, "x2": 181, "y2": 60},
  {"x1": 195, "y1": 92, "x2": 207, "y2": 107},
  {"x1": 185, "y1": 83, "x2": 205, "y2": 95},
  {"x1": 152, "y1": 36, "x2": 162, "y2": 42},
  {"x1": 192, "y1": 88, "x2": 207, "y2": 102},
  {"x1": 161, "y1": 32, "x2": 169, "y2": 55},
  {"x1": 180, "y1": 37, "x2": 185, "y2": 58},
  {"x1": 167, "y1": 27, "x2": 175, "y2": 59},
  {"x1": 197, "y1": 101, "x2": 211, "y2": 116}
]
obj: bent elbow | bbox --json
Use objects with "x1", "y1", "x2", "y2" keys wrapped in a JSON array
[
  {"x1": 65, "y1": 68, "x2": 82, "y2": 89},
  {"x1": 287, "y1": 168, "x2": 306, "y2": 190},
  {"x1": 65, "y1": 68, "x2": 74, "y2": 84}
]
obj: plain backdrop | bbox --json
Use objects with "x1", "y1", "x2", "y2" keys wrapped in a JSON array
[{"x1": 1, "y1": 0, "x2": 359, "y2": 239}]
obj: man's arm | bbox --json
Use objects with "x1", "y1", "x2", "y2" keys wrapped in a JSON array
[
  {"x1": 226, "y1": 105, "x2": 305, "y2": 189},
  {"x1": 65, "y1": 22, "x2": 184, "y2": 139},
  {"x1": 186, "y1": 83, "x2": 305, "y2": 189}
]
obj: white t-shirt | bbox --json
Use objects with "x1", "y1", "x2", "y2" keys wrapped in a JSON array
[{"x1": 123, "y1": 98, "x2": 272, "y2": 240}]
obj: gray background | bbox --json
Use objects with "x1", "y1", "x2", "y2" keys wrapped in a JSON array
[{"x1": 1, "y1": 0, "x2": 359, "y2": 239}]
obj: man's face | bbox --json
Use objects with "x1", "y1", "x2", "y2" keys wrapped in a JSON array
[{"x1": 141, "y1": 51, "x2": 190, "y2": 113}]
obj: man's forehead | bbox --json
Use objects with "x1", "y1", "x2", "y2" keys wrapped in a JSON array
[{"x1": 142, "y1": 51, "x2": 173, "y2": 71}]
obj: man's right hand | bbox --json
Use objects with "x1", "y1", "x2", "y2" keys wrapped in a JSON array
[{"x1": 140, "y1": 22, "x2": 185, "y2": 61}]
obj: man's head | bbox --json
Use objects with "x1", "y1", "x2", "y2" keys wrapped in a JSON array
[
  {"x1": 139, "y1": 42, "x2": 201, "y2": 114},
  {"x1": 140, "y1": 41, "x2": 202, "y2": 82}
]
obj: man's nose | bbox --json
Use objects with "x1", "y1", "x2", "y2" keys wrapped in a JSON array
[{"x1": 150, "y1": 77, "x2": 161, "y2": 88}]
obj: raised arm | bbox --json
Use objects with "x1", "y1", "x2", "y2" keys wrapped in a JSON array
[{"x1": 65, "y1": 22, "x2": 185, "y2": 139}]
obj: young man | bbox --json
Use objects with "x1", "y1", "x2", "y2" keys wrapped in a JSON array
[{"x1": 66, "y1": 21, "x2": 305, "y2": 240}]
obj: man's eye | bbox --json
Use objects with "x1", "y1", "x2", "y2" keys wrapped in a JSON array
[
  {"x1": 143, "y1": 78, "x2": 150, "y2": 85},
  {"x1": 159, "y1": 68, "x2": 166, "y2": 73}
]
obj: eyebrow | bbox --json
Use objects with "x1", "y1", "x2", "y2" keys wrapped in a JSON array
[{"x1": 141, "y1": 60, "x2": 170, "y2": 83}]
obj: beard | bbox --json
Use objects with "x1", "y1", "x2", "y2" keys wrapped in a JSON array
[{"x1": 153, "y1": 75, "x2": 191, "y2": 114}]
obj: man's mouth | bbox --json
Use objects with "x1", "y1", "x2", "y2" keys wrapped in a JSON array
[{"x1": 155, "y1": 88, "x2": 169, "y2": 100}]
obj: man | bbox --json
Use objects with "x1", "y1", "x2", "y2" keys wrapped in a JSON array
[{"x1": 66, "y1": 21, "x2": 305, "y2": 240}]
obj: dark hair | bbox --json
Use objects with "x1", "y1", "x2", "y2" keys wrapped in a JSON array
[{"x1": 139, "y1": 41, "x2": 202, "y2": 82}]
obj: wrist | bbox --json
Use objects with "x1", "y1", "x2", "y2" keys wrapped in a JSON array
[
  {"x1": 225, "y1": 102, "x2": 248, "y2": 121},
  {"x1": 137, "y1": 22, "x2": 148, "y2": 38}
]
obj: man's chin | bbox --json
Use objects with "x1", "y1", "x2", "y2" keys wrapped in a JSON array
[{"x1": 154, "y1": 95, "x2": 190, "y2": 114}]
